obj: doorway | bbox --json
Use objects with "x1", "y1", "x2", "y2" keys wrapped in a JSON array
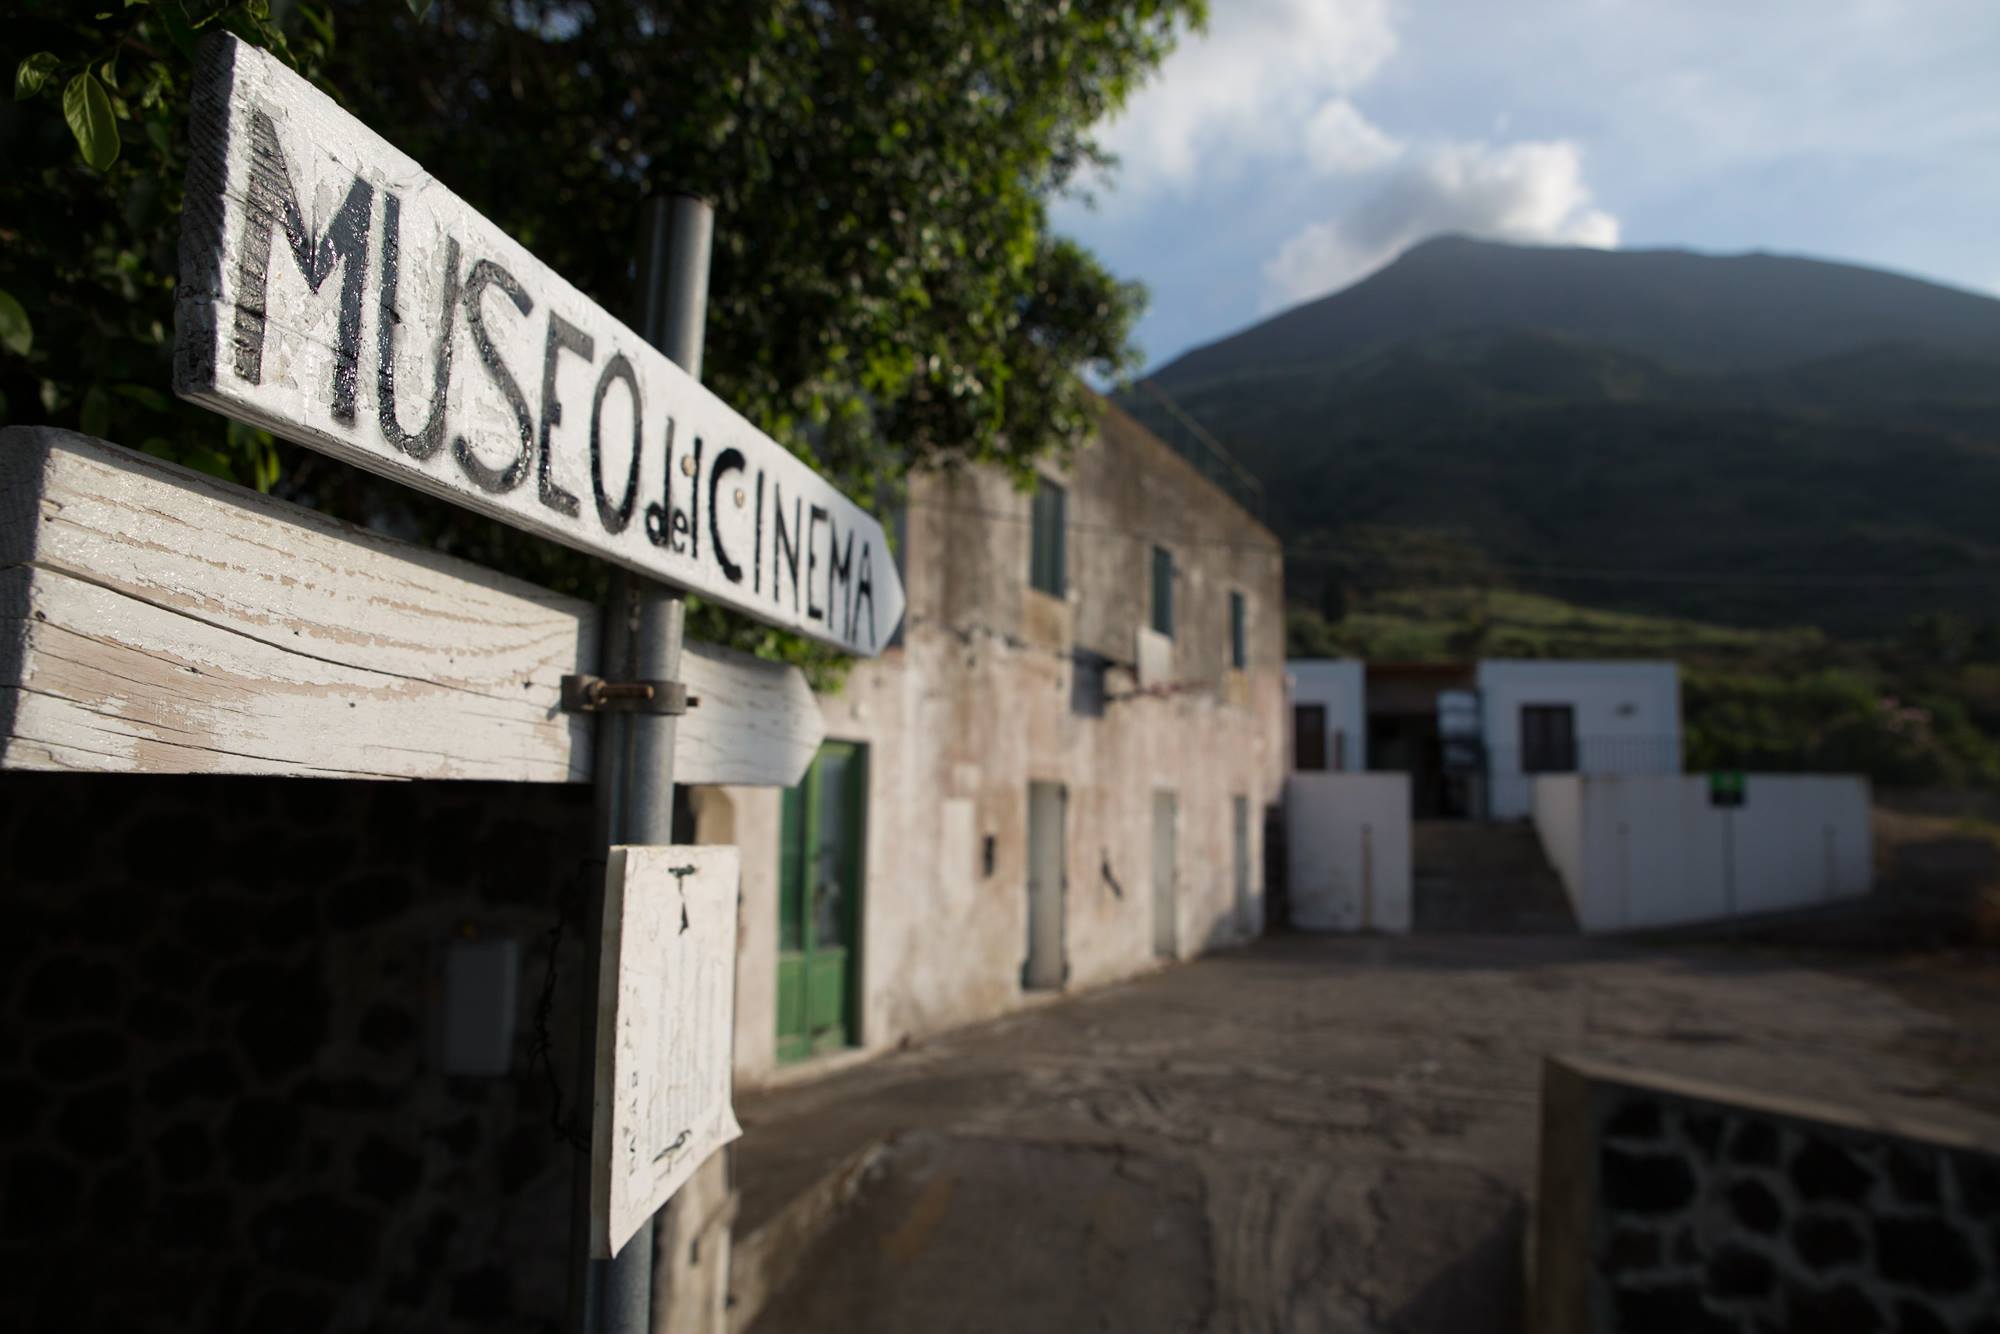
[
  {"x1": 1232, "y1": 795, "x2": 1253, "y2": 936},
  {"x1": 1023, "y1": 782, "x2": 1067, "y2": 990},
  {"x1": 777, "y1": 741, "x2": 866, "y2": 1064},
  {"x1": 1153, "y1": 790, "x2": 1178, "y2": 958}
]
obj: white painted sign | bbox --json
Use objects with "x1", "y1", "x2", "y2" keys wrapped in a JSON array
[
  {"x1": 592, "y1": 845, "x2": 743, "y2": 1260},
  {"x1": 2, "y1": 428, "x2": 826, "y2": 787},
  {"x1": 174, "y1": 34, "x2": 903, "y2": 655}
]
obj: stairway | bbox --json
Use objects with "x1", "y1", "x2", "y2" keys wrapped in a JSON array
[{"x1": 1412, "y1": 820, "x2": 1579, "y2": 933}]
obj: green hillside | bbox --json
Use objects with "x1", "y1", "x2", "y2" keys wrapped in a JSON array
[
  {"x1": 1118, "y1": 235, "x2": 2000, "y2": 786},
  {"x1": 1121, "y1": 237, "x2": 2000, "y2": 641},
  {"x1": 1292, "y1": 586, "x2": 2000, "y2": 788}
]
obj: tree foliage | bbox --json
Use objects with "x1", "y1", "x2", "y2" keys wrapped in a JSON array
[
  {"x1": 3, "y1": 1, "x2": 327, "y2": 491},
  {"x1": 4, "y1": 0, "x2": 1198, "y2": 675}
]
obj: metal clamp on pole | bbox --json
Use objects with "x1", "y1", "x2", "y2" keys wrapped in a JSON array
[{"x1": 561, "y1": 674, "x2": 696, "y2": 716}]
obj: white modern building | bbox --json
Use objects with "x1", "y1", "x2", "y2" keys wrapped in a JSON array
[
  {"x1": 1288, "y1": 658, "x2": 1367, "y2": 774},
  {"x1": 1475, "y1": 660, "x2": 1681, "y2": 819},
  {"x1": 1288, "y1": 658, "x2": 1682, "y2": 820},
  {"x1": 1284, "y1": 657, "x2": 1871, "y2": 937}
]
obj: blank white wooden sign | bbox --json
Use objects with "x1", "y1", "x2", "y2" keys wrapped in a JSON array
[
  {"x1": 593, "y1": 844, "x2": 743, "y2": 1259},
  {"x1": 175, "y1": 33, "x2": 903, "y2": 655},
  {"x1": 1, "y1": 427, "x2": 823, "y2": 786}
]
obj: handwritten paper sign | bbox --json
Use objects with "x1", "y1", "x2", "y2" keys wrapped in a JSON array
[
  {"x1": 592, "y1": 845, "x2": 742, "y2": 1259},
  {"x1": 175, "y1": 34, "x2": 903, "y2": 654}
]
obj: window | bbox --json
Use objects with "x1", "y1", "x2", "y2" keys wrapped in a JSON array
[
  {"x1": 1521, "y1": 704, "x2": 1578, "y2": 773},
  {"x1": 1070, "y1": 649, "x2": 1108, "y2": 719},
  {"x1": 1229, "y1": 590, "x2": 1247, "y2": 669},
  {"x1": 1029, "y1": 478, "x2": 1066, "y2": 596},
  {"x1": 1293, "y1": 704, "x2": 1327, "y2": 771},
  {"x1": 1150, "y1": 545, "x2": 1174, "y2": 637}
]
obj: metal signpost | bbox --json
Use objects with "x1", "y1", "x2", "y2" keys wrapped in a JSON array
[{"x1": 153, "y1": 31, "x2": 907, "y2": 1334}]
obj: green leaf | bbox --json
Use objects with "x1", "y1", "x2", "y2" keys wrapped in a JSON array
[
  {"x1": 0, "y1": 290, "x2": 30, "y2": 358},
  {"x1": 113, "y1": 382, "x2": 171, "y2": 412},
  {"x1": 405, "y1": 0, "x2": 434, "y2": 17},
  {"x1": 158, "y1": 1, "x2": 199, "y2": 60},
  {"x1": 63, "y1": 72, "x2": 120, "y2": 170},
  {"x1": 297, "y1": 3, "x2": 335, "y2": 46},
  {"x1": 15, "y1": 52, "x2": 60, "y2": 100},
  {"x1": 80, "y1": 385, "x2": 113, "y2": 438}
]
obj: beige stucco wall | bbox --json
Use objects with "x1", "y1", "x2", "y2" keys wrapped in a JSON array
[{"x1": 708, "y1": 403, "x2": 1287, "y2": 1088}]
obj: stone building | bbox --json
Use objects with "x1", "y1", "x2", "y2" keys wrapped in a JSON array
[{"x1": 699, "y1": 401, "x2": 1289, "y2": 1085}]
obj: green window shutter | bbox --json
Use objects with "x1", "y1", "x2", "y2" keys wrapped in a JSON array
[
  {"x1": 1052, "y1": 486, "x2": 1066, "y2": 596},
  {"x1": 1030, "y1": 478, "x2": 1066, "y2": 595},
  {"x1": 1230, "y1": 591, "x2": 1246, "y2": 669},
  {"x1": 1151, "y1": 546, "x2": 1174, "y2": 637},
  {"x1": 778, "y1": 778, "x2": 807, "y2": 952}
]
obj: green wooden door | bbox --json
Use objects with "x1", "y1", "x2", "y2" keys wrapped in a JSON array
[{"x1": 777, "y1": 742, "x2": 866, "y2": 1063}]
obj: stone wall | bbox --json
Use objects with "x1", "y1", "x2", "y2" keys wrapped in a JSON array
[
  {"x1": 1535, "y1": 1055, "x2": 2000, "y2": 1334},
  {"x1": 1, "y1": 770, "x2": 600, "y2": 1334}
]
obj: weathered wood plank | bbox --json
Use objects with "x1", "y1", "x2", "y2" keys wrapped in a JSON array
[
  {"x1": 2, "y1": 427, "x2": 822, "y2": 785},
  {"x1": 175, "y1": 33, "x2": 903, "y2": 654},
  {"x1": 676, "y1": 636, "x2": 824, "y2": 790},
  {"x1": 592, "y1": 845, "x2": 742, "y2": 1259}
]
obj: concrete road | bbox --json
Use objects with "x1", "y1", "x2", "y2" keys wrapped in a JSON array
[{"x1": 733, "y1": 933, "x2": 2000, "y2": 1334}]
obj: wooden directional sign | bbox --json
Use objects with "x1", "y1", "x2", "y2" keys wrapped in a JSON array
[
  {"x1": 593, "y1": 845, "x2": 743, "y2": 1260},
  {"x1": 175, "y1": 34, "x2": 903, "y2": 655},
  {"x1": 1, "y1": 428, "x2": 824, "y2": 787}
]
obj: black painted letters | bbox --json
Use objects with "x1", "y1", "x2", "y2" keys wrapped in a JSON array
[
  {"x1": 535, "y1": 312, "x2": 591, "y2": 518},
  {"x1": 376, "y1": 194, "x2": 459, "y2": 461},
  {"x1": 235, "y1": 110, "x2": 373, "y2": 424},
  {"x1": 589, "y1": 352, "x2": 643, "y2": 534},
  {"x1": 454, "y1": 260, "x2": 535, "y2": 493},
  {"x1": 710, "y1": 447, "x2": 746, "y2": 583},
  {"x1": 806, "y1": 505, "x2": 829, "y2": 622}
]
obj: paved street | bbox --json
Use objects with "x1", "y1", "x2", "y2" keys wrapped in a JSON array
[{"x1": 735, "y1": 932, "x2": 2000, "y2": 1334}]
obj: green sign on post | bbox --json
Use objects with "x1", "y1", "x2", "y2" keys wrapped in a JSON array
[{"x1": 1709, "y1": 771, "x2": 1746, "y2": 808}]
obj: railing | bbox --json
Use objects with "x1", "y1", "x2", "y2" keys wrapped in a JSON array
[
  {"x1": 1125, "y1": 380, "x2": 1269, "y2": 523},
  {"x1": 1479, "y1": 735, "x2": 1685, "y2": 776}
]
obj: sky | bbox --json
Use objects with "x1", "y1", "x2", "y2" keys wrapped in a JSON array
[{"x1": 1050, "y1": 0, "x2": 2000, "y2": 373}]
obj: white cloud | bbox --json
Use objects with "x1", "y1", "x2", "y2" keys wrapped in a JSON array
[
  {"x1": 1304, "y1": 98, "x2": 1404, "y2": 175},
  {"x1": 1261, "y1": 139, "x2": 1621, "y2": 307},
  {"x1": 1094, "y1": 0, "x2": 1399, "y2": 194}
]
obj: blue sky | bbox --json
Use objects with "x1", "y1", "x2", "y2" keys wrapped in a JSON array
[{"x1": 1051, "y1": 0, "x2": 2000, "y2": 373}]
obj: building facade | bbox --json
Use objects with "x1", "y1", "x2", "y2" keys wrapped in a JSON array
[
  {"x1": 1289, "y1": 657, "x2": 1682, "y2": 820},
  {"x1": 702, "y1": 404, "x2": 1288, "y2": 1086},
  {"x1": 1476, "y1": 660, "x2": 1681, "y2": 820}
]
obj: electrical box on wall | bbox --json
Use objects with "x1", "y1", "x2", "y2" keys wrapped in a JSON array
[{"x1": 440, "y1": 936, "x2": 520, "y2": 1076}]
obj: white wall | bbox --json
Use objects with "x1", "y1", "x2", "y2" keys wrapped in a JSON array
[
  {"x1": 1288, "y1": 659, "x2": 1367, "y2": 771},
  {"x1": 1532, "y1": 775, "x2": 1584, "y2": 903},
  {"x1": 1285, "y1": 772, "x2": 1411, "y2": 932},
  {"x1": 1728, "y1": 776, "x2": 1874, "y2": 917},
  {"x1": 1533, "y1": 774, "x2": 1873, "y2": 932},
  {"x1": 1478, "y1": 660, "x2": 1681, "y2": 820}
]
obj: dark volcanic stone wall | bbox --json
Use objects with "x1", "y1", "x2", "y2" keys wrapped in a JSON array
[
  {"x1": 0, "y1": 771, "x2": 600, "y2": 1334},
  {"x1": 1589, "y1": 1086, "x2": 2000, "y2": 1333}
]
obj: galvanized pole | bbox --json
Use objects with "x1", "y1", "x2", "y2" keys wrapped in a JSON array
[{"x1": 570, "y1": 192, "x2": 713, "y2": 1334}]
